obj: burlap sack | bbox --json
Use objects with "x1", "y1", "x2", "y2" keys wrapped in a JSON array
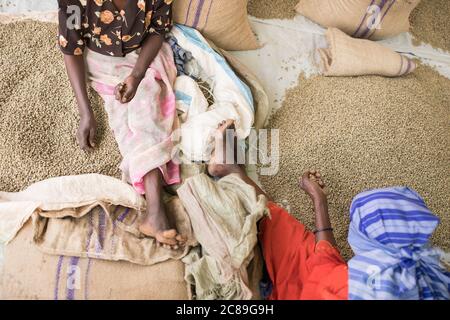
[
  {"x1": 32, "y1": 199, "x2": 196, "y2": 266},
  {"x1": 0, "y1": 221, "x2": 190, "y2": 300},
  {"x1": 319, "y1": 28, "x2": 416, "y2": 77},
  {"x1": 0, "y1": 221, "x2": 264, "y2": 300},
  {"x1": 0, "y1": 174, "x2": 197, "y2": 265},
  {"x1": 173, "y1": 0, "x2": 260, "y2": 51},
  {"x1": 296, "y1": 0, "x2": 421, "y2": 40}
]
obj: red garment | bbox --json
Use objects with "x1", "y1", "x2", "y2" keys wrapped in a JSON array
[{"x1": 259, "y1": 202, "x2": 348, "y2": 300}]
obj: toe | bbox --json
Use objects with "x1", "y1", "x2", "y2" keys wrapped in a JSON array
[
  {"x1": 162, "y1": 229, "x2": 177, "y2": 239},
  {"x1": 299, "y1": 172, "x2": 310, "y2": 188},
  {"x1": 298, "y1": 177, "x2": 304, "y2": 189},
  {"x1": 302, "y1": 171, "x2": 310, "y2": 181},
  {"x1": 225, "y1": 120, "x2": 235, "y2": 131},
  {"x1": 157, "y1": 233, "x2": 178, "y2": 246},
  {"x1": 219, "y1": 119, "x2": 235, "y2": 131},
  {"x1": 162, "y1": 237, "x2": 178, "y2": 246}
]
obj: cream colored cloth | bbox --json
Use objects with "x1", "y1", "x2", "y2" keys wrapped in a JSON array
[
  {"x1": 319, "y1": 28, "x2": 416, "y2": 77},
  {"x1": 178, "y1": 173, "x2": 268, "y2": 300},
  {"x1": 0, "y1": 174, "x2": 143, "y2": 244},
  {"x1": 0, "y1": 174, "x2": 196, "y2": 265}
]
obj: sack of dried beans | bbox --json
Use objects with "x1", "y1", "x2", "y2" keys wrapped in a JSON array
[
  {"x1": 296, "y1": 0, "x2": 421, "y2": 40},
  {"x1": 319, "y1": 28, "x2": 416, "y2": 77}
]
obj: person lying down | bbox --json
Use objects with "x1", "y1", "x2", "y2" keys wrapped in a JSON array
[
  {"x1": 58, "y1": 0, "x2": 185, "y2": 248},
  {"x1": 205, "y1": 119, "x2": 348, "y2": 299},
  {"x1": 210, "y1": 120, "x2": 450, "y2": 300}
]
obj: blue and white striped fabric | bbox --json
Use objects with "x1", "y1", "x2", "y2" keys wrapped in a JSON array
[{"x1": 348, "y1": 187, "x2": 450, "y2": 300}]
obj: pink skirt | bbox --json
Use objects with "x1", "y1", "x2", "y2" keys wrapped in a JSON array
[{"x1": 85, "y1": 43, "x2": 180, "y2": 194}]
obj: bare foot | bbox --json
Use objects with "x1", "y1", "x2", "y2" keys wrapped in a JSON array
[
  {"x1": 299, "y1": 170, "x2": 328, "y2": 203},
  {"x1": 139, "y1": 198, "x2": 186, "y2": 250},
  {"x1": 208, "y1": 119, "x2": 245, "y2": 178}
]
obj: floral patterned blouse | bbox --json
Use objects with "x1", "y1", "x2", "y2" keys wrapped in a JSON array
[{"x1": 58, "y1": 0, "x2": 173, "y2": 57}]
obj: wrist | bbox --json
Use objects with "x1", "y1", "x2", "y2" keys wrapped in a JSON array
[
  {"x1": 312, "y1": 193, "x2": 327, "y2": 207},
  {"x1": 77, "y1": 99, "x2": 92, "y2": 113},
  {"x1": 130, "y1": 71, "x2": 145, "y2": 82},
  {"x1": 79, "y1": 109, "x2": 93, "y2": 120},
  {"x1": 313, "y1": 227, "x2": 334, "y2": 234}
]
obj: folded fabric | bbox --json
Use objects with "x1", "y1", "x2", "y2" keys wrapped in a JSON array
[
  {"x1": 319, "y1": 28, "x2": 416, "y2": 77},
  {"x1": 167, "y1": 34, "x2": 193, "y2": 77},
  {"x1": 0, "y1": 174, "x2": 196, "y2": 265},
  {"x1": 260, "y1": 202, "x2": 348, "y2": 300},
  {"x1": 208, "y1": 40, "x2": 271, "y2": 131},
  {"x1": 178, "y1": 174, "x2": 268, "y2": 300},
  {"x1": 1, "y1": 221, "x2": 190, "y2": 300},
  {"x1": 348, "y1": 186, "x2": 450, "y2": 300}
]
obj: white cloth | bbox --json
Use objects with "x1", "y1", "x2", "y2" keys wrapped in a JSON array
[
  {"x1": 175, "y1": 75, "x2": 209, "y2": 123},
  {"x1": 171, "y1": 25, "x2": 255, "y2": 162}
]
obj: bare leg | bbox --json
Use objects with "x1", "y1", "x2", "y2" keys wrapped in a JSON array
[
  {"x1": 208, "y1": 120, "x2": 269, "y2": 200},
  {"x1": 138, "y1": 169, "x2": 185, "y2": 249}
]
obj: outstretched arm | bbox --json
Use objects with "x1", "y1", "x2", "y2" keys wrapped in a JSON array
[
  {"x1": 58, "y1": 0, "x2": 96, "y2": 151},
  {"x1": 299, "y1": 171, "x2": 337, "y2": 246},
  {"x1": 63, "y1": 54, "x2": 96, "y2": 151}
]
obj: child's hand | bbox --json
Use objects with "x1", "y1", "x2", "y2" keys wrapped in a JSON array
[
  {"x1": 115, "y1": 75, "x2": 141, "y2": 104},
  {"x1": 77, "y1": 114, "x2": 97, "y2": 151}
]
